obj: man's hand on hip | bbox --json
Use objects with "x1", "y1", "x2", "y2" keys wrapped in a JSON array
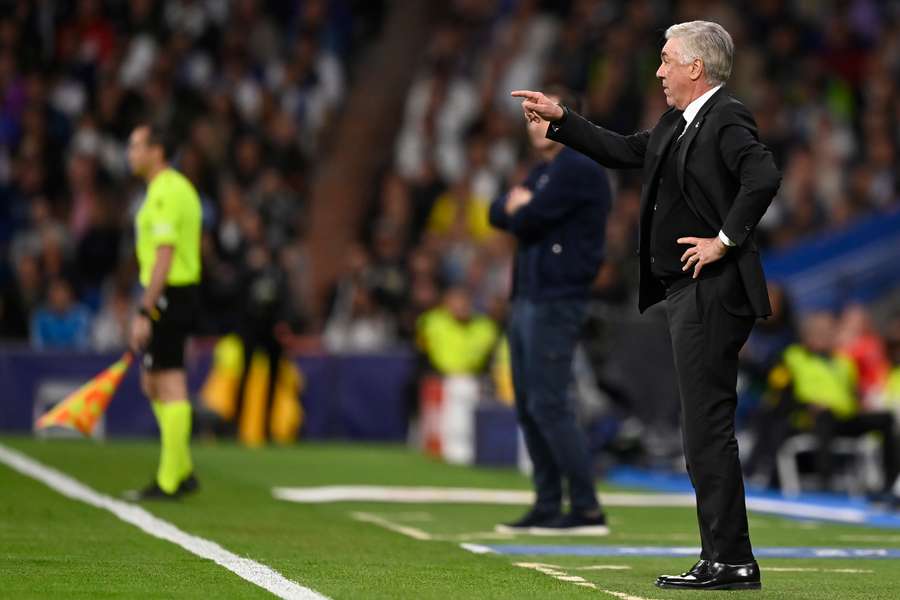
[
  {"x1": 510, "y1": 90, "x2": 564, "y2": 123},
  {"x1": 678, "y1": 236, "x2": 729, "y2": 279}
]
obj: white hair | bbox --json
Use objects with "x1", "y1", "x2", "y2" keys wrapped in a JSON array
[{"x1": 665, "y1": 20, "x2": 734, "y2": 85}]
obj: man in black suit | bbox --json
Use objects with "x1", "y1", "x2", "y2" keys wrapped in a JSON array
[{"x1": 513, "y1": 20, "x2": 781, "y2": 591}]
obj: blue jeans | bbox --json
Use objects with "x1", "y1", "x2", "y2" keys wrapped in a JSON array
[{"x1": 508, "y1": 298, "x2": 599, "y2": 514}]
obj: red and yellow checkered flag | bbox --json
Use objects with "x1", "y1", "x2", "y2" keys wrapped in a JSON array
[{"x1": 36, "y1": 352, "x2": 134, "y2": 436}]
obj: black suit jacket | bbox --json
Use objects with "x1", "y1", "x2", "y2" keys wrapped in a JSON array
[{"x1": 547, "y1": 88, "x2": 781, "y2": 317}]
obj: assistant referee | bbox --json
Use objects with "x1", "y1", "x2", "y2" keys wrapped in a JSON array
[{"x1": 125, "y1": 123, "x2": 202, "y2": 500}]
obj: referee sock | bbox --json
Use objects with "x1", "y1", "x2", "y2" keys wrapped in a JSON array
[
  {"x1": 155, "y1": 400, "x2": 193, "y2": 494},
  {"x1": 173, "y1": 400, "x2": 194, "y2": 479}
]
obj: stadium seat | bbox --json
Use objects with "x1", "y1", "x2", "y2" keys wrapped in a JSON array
[{"x1": 775, "y1": 433, "x2": 883, "y2": 498}]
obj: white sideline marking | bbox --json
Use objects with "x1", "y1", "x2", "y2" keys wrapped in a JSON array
[
  {"x1": 274, "y1": 485, "x2": 695, "y2": 507},
  {"x1": 610, "y1": 532, "x2": 697, "y2": 542},
  {"x1": 0, "y1": 443, "x2": 327, "y2": 600},
  {"x1": 445, "y1": 531, "x2": 517, "y2": 541},
  {"x1": 513, "y1": 562, "x2": 655, "y2": 600},
  {"x1": 460, "y1": 543, "x2": 497, "y2": 554},
  {"x1": 276, "y1": 485, "x2": 878, "y2": 524},
  {"x1": 745, "y1": 497, "x2": 866, "y2": 523},
  {"x1": 350, "y1": 511, "x2": 434, "y2": 540},
  {"x1": 350, "y1": 511, "x2": 516, "y2": 542},
  {"x1": 839, "y1": 534, "x2": 900, "y2": 543}
]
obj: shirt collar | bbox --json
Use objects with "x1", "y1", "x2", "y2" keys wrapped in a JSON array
[{"x1": 682, "y1": 84, "x2": 723, "y2": 127}]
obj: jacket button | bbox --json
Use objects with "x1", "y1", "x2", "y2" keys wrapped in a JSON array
[
  {"x1": 552, "y1": 244, "x2": 562, "y2": 254},
  {"x1": 653, "y1": 203, "x2": 658, "y2": 211},
  {"x1": 650, "y1": 257, "x2": 655, "y2": 263}
]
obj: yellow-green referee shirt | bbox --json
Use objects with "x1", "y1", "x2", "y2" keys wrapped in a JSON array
[{"x1": 135, "y1": 168, "x2": 202, "y2": 287}]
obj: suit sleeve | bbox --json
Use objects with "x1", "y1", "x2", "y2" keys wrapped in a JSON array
[
  {"x1": 717, "y1": 106, "x2": 782, "y2": 247},
  {"x1": 547, "y1": 108, "x2": 650, "y2": 169},
  {"x1": 508, "y1": 158, "x2": 609, "y2": 237}
]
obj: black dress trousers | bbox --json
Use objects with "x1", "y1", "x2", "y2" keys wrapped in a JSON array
[{"x1": 665, "y1": 277, "x2": 756, "y2": 564}]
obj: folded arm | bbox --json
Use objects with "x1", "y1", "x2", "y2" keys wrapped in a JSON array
[{"x1": 508, "y1": 161, "x2": 609, "y2": 237}]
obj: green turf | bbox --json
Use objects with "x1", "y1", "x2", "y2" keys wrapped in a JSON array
[{"x1": 1, "y1": 435, "x2": 899, "y2": 599}]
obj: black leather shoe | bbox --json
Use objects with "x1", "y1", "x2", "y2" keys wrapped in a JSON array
[
  {"x1": 655, "y1": 559, "x2": 709, "y2": 584},
  {"x1": 656, "y1": 560, "x2": 761, "y2": 590}
]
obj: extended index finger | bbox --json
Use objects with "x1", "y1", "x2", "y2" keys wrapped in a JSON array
[{"x1": 511, "y1": 90, "x2": 542, "y2": 101}]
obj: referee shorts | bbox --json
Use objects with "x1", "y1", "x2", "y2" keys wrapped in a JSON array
[{"x1": 143, "y1": 285, "x2": 200, "y2": 372}]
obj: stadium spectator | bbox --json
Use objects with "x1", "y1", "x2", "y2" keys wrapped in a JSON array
[
  {"x1": 752, "y1": 312, "x2": 899, "y2": 498},
  {"x1": 90, "y1": 269, "x2": 136, "y2": 352},
  {"x1": 738, "y1": 283, "x2": 798, "y2": 425},
  {"x1": 233, "y1": 243, "x2": 294, "y2": 439},
  {"x1": 367, "y1": 219, "x2": 411, "y2": 317},
  {"x1": 416, "y1": 287, "x2": 498, "y2": 375},
  {"x1": 0, "y1": 254, "x2": 42, "y2": 340},
  {"x1": 322, "y1": 283, "x2": 396, "y2": 353},
  {"x1": 883, "y1": 317, "x2": 900, "y2": 417},
  {"x1": 323, "y1": 248, "x2": 397, "y2": 354},
  {"x1": 836, "y1": 303, "x2": 891, "y2": 408},
  {"x1": 30, "y1": 278, "x2": 91, "y2": 350}
]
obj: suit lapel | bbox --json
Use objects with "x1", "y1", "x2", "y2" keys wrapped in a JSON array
[{"x1": 676, "y1": 87, "x2": 726, "y2": 194}]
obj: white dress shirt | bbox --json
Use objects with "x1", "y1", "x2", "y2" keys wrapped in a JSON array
[
  {"x1": 678, "y1": 84, "x2": 736, "y2": 247},
  {"x1": 680, "y1": 84, "x2": 722, "y2": 137}
]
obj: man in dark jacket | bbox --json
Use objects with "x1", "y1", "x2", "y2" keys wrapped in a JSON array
[
  {"x1": 490, "y1": 86, "x2": 612, "y2": 535},
  {"x1": 513, "y1": 20, "x2": 781, "y2": 591}
]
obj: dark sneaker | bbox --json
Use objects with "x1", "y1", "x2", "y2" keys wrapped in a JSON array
[
  {"x1": 528, "y1": 511, "x2": 610, "y2": 536},
  {"x1": 123, "y1": 481, "x2": 179, "y2": 501},
  {"x1": 177, "y1": 473, "x2": 200, "y2": 496},
  {"x1": 495, "y1": 507, "x2": 561, "y2": 533}
]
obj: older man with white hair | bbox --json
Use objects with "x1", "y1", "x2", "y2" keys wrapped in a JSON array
[{"x1": 513, "y1": 21, "x2": 781, "y2": 590}]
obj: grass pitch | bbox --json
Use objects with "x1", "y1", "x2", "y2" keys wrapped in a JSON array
[{"x1": 2, "y1": 435, "x2": 899, "y2": 599}]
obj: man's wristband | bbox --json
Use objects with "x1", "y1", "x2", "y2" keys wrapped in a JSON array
[{"x1": 138, "y1": 306, "x2": 161, "y2": 321}]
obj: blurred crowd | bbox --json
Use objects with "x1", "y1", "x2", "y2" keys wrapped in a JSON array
[{"x1": 0, "y1": 0, "x2": 384, "y2": 349}]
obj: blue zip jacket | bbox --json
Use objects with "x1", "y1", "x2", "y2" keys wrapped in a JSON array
[{"x1": 489, "y1": 146, "x2": 612, "y2": 301}]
